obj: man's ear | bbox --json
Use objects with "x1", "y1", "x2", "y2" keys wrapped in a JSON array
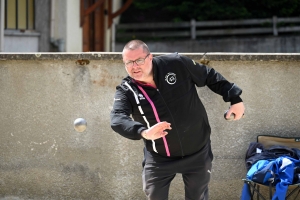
[{"x1": 149, "y1": 53, "x2": 153, "y2": 61}]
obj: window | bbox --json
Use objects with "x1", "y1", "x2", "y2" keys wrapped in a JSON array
[{"x1": 5, "y1": 0, "x2": 35, "y2": 30}]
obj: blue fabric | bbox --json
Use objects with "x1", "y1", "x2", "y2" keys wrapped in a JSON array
[
  {"x1": 272, "y1": 157, "x2": 297, "y2": 200},
  {"x1": 240, "y1": 183, "x2": 251, "y2": 200},
  {"x1": 242, "y1": 156, "x2": 300, "y2": 200},
  {"x1": 246, "y1": 159, "x2": 274, "y2": 184}
]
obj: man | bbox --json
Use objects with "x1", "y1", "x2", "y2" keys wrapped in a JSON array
[{"x1": 110, "y1": 40, "x2": 245, "y2": 200}]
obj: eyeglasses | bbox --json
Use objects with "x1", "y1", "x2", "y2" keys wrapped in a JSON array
[{"x1": 124, "y1": 54, "x2": 150, "y2": 67}]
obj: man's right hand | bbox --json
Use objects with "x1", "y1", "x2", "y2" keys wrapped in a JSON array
[{"x1": 142, "y1": 121, "x2": 172, "y2": 140}]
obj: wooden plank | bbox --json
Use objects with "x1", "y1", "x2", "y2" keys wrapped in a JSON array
[
  {"x1": 116, "y1": 17, "x2": 300, "y2": 31},
  {"x1": 115, "y1": 17, "x2": 300, "y2": 39},
  {"x1": 94, "y1": 3, "x2": 103, "y2": 51},
  {"x1": 278, "y1": 26, "x2": 300, "y2": 32},
  {"x1": 116, "y1": 22, "x2": 190, "y2": 29},
  {"x1": 196, "y1": 27, "x2": 273, "y2": 36},
  {"x1": 82, "y1": 14, "x2": 90, "y2": 52},
  {"x1": 116, "y1": 31, "x2": 190, "y2": 38},
  {"x1": 116, "y1": 26, "x2": 300, "y2": 38},
  {"x1": 117, "y1": 27, "x2": 274, "y2": 38},
  {"x1": 278, "y1": 17, "x2": 300, "y2": 23},
  {"x1": 195, "y1": 18, "x2": 273, "y2": 27}
]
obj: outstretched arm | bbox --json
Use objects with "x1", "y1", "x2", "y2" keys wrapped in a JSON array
[
  {"x1": 141, "y1": 121, "x2": 172, "y2": 140},
  {"x1": 111, "y1": 88, "x2": 148, "y2": 140}
]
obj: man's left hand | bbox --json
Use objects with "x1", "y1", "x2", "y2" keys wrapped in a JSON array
[{"x1": 226, "y1": 102, "x2": 245, "y2": 120}]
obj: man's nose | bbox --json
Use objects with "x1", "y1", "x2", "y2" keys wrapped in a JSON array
[{"x1": 132, "y1": 61, "x2": 139, "y2": 67}]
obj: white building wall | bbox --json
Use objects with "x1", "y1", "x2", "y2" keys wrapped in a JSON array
[
  {"x1": 0, "y1": 0, "x2": 4, "y2": 52},
  {"x1": 65, "y1": 0, "x2": 82, "y2": 52},
  {"x1": 4, "y1": 31, "x2": 39, "y2": 52},
  {"x1": 109, "y1": 0, "x2": 122, "y2": 52},
  {"x1": 50, "y1": 0, "x2": 67, "y2": 52}
]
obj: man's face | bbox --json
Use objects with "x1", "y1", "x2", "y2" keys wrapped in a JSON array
[{"x1": 122, "y1": 47, "x2": 153, "y2": 82}]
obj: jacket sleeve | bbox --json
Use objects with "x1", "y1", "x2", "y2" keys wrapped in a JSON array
[
  {"x1": 180, "y1": 55, "x2": 243, "y2": 104},
  {"x1": 110, "y1": 87, "x2": 147, "y2": 140}
]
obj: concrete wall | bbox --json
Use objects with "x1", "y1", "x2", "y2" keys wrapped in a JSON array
[
  {"x1": 0, "y1": 53, "x2": 299, "y2": 200},
  {"x1": 115, "y1": 36, "x2": 300, "y2": 53}
]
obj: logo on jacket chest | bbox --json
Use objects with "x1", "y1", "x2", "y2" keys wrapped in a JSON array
[
  {"x1": 165, "y1": 72, "x2": 176, "y2": 85},
  {"x1": 138, "y1": 94, "x2": 145, "y2": 100}
]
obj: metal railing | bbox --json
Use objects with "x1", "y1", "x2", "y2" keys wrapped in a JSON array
[{"x1": 114, "y1": 16, "x2": 300, "y2": 41}]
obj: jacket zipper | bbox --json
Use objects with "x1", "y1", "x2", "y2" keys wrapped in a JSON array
[{"x1": 157, "y1": 89, "x2": 185, "y2": 157}]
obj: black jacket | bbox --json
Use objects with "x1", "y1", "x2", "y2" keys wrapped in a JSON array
[
  {"x1": 245, "y1": 142, "x2": 300, "y2": 171},
  {"x1": 110, "y1": 53, "x2": 242, "y2": 157}
]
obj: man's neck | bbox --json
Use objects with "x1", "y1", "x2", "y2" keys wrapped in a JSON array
[{"x1": 134, "y1": 79, "x2": 156, "y2": 88}]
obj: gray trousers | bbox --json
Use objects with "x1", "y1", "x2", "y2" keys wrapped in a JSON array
[{"x1": 142, "y1": 142, "x2": 213, "y2": 200}]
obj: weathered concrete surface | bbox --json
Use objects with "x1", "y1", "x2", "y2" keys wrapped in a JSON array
[{"x1": 0, "y1": 53, "x2": 299, "y2": 200}]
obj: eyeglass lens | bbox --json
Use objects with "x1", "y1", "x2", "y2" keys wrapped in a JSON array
[{"x1": 126, "y1": 54, "x2": 149, "y2": 67}]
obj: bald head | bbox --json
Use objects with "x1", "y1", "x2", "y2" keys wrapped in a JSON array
[{"x1": 122, "y1": 40, "x2": 150, "y2": 56}]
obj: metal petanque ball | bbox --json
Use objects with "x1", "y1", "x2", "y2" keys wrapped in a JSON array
[{"x1": 74, "y1": 118, "x2": 87, "y2": 132}]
